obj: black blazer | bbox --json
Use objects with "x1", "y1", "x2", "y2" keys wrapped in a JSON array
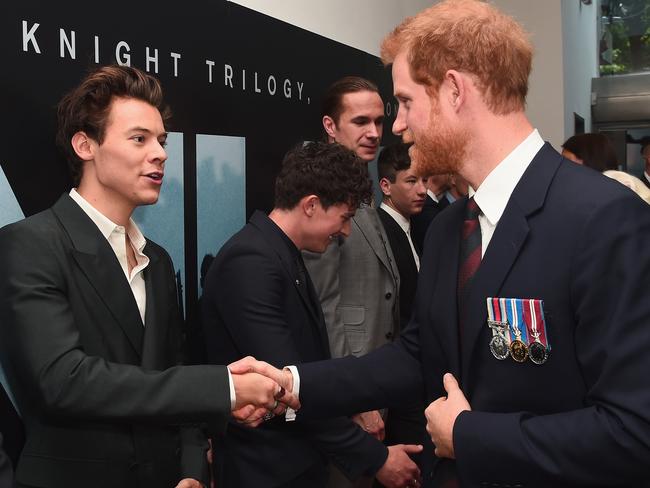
[
  {"x1": 201, "y1": 211, "x2": 387, "y2": 487},
  {"x1": 410, "y1": 194, "x2": 449, "y2": 253},
  {"x1": 0, "y1": 194, "x2": 231, "y2": 488},
  {"x1": 296, "y1": 144, "x2": 650, "y2": 488},
  {"x1": 377, "y1": 207, "x2": 419, "y2": 328}
]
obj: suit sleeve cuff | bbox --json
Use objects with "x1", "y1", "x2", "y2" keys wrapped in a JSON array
[
  {"x1": 284, "y1": 365, "x2": 300, "y2": 421},
  {"x1": 226, "y1": 367, "x2": 235, "y2": 410}
]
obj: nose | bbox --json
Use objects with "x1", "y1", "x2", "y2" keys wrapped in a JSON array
[
  {"x1": 152, "y1": 142, "x2": 168, "y2": 165},
  {"x1": 416, "y1": 180, "x2": 427, "y2": 195},
  {"x1": 392, "y1": 108, "x2": 406, "y2": 136},
  {"x1": 366, "y1": 123, "x2": 380, "y2": 140}
]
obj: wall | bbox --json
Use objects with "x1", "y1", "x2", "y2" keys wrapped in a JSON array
[
  {"x1": 231, "y1": 0, "x2": 596, "y2": 151},
  {"x1": 561, "y1": 0, "x2": 599, "y2": 138},
  {"x1": 228, "y1": 0, "x2": 433, "y2": 57}
]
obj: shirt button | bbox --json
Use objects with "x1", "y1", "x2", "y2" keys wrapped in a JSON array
[
  {"x1": 385, "y1": 332, "x2": 393, "y2": 340},
  {"x1": 385, "y1": 292, "x2": 392, "y2": 300}
]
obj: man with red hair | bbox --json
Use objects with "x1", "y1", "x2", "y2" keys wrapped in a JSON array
[{"x1": 262, "y1": 1, "x2": 650, "y2": 487}]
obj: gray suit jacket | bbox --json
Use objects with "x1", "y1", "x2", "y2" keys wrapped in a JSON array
[{"x1": 304, "y1": 207, "x2": 400, "y2": 358}]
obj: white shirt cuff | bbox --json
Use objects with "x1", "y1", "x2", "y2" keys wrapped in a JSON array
[
  {"x1": 284, "y1": 365, "x2": 300, "y2": 421},
  {"x1": 227, "y1": 367, "x2": 236, "y2": 410}
]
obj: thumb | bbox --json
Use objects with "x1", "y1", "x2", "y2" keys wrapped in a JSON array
[
  {"x1": 228, "y1": 356, "x2": 257, "y2": 374},
  {"x1": 443, "y1": 373, "x2": 460, "y2": 396},
  {"x1": 400, "y1": 444, "x2": 424, "y2": 454}
]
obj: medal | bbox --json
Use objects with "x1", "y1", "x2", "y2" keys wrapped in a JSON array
[
  {"x1": 507, "y1": 298, "x2": 528, "y2": 363},
  {"x1": 486, "y1": 298, "x2": 510, "y2": 360},
  {"x1": 489, "y1": 333, "x2": 510, "y2": 360},
  {"x1": 524, "y1": 299, "x2": 549, "y2": 365}
]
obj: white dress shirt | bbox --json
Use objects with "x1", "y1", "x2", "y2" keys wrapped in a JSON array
[
  {"x1": 70, "y1": 189, "x2": 149, "y2": 324},
  {"x1": 472, "y1": 129, "x2": 544, "y2": 257},
  {"x1": 427, "y1": 189, "x2": 439, "y2": 203},
  {"x1": 69, "y1": 189, "x2": 238, "y2": 408},
  {"x1": 380, "y1": 202, "x2": 420, "y2": 270}
]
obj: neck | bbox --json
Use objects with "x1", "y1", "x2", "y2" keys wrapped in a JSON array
[
  {"x1": 459, "y1": 111, "x2": 534, "y2": 190},
  {"x1": 269, "y1": 208, "x2": 303, "y2": 249},
  {"x1": 77, "y1": 180, "x2": 134, "y2": 227},
  {"x1": 382, "y1": 200, "x2": 410, "y2": 222}
]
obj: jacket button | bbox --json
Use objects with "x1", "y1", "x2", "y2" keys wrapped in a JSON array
[
  {"x1": 385, "y1": 332, "x2": 393, "y2": 340},
  {"x1": 385, "y1": 292, "x2": 392, "y2": 299}
]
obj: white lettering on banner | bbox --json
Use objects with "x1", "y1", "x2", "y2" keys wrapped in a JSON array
[
  {"x1": 116, "y1": 41, "x2": 131, "y2": 66},
  {"x1": 22, "y1": 21, "x2": 41, "y2": 54},
  {"x1": 12, "y1": 19, "x2": 404, "y2": 120},
  {"x1": 224, "y1": 64, "x2": 233, "y2": 88},
  {"x1": 94, "y1": 35, "x2": 100, "y2": 63},
  {"x1": 206, "y1": 60, "x2": 215, "y2": 83},
  {"x1": 170, "y1": 52, "x2": 181, "y2": 77},
  {"x1": 59, "y1": 29, "x2": 75, "y2": 59},
  {"x1": 146, "y1": 47, "x2": 159, "y2": 74}
]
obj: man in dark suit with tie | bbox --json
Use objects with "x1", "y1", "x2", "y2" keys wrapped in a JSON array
[
  {"x1": 0, "y1": 65, "x2": 296, "y2": 488},
  {"x1": 244, "y1": 1, "x2": 650, "y2": 486},
  {"x1": 375, "y1": 143, "x2": 433, "y2": 478},
  {"x1": 376, "y1": 143, "x2": 427, "y2": 327},
  {"x1": 201, "y1": 142, "x2": 421, "y2": 488},
  {"x1": 410, "y1": 174, "x2": 450, "y2": 253}
]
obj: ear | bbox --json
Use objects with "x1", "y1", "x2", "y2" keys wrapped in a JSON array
[
  {"x1": 301, "y1": 195, "x2": 320, "y2": 216},
  {"x1": 71, "y1": 131, "x2": 95, "y2": 162},
  {"x1": 443, "y1": 70, "x2": 467, "y2": 112},
  {"x1": 379, "y1": 177, "x2": 392, "y2": 197},
  {"x1": 322, "y1": 115, "x2": 337, "y2": 140}
]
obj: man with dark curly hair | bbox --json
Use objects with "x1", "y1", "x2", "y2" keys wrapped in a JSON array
[{"x1": 201, "y1": 142, "x2": 421, "y2": 488}]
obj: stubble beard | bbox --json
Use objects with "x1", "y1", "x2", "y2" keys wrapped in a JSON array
[{"x1": 407, "y1": 105, "x2": 469, "y2": 178}]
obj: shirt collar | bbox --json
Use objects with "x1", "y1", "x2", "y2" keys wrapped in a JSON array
[
  {"x1": 69, "y1": 189, "x2": 146, "y2": 251},
  {"x1": 472, "y1": 129, "x2": 544, "y2": 226},
  {"x1": 380, "y1": 202, "x2": 410, "y2": 234},
  {"x1": 427, "y1": 189, "x2": 439, "y2": 203}
]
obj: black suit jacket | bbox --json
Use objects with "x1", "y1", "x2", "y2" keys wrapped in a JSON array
[
  {"x1": 201, "y1": 211, "x2": 387, "y2": 487},
  {"x1": 0, "y1": 194, "x2": 231, "y2": 488},
  {"x1": 377, "y1": 207, "x2": 419, "y2": 328},
  {"x1": 296, "y1": 144, "x2": 650, "y2": 487},
  {"x1": 410, "y1": 194, "x2": 449, "y2": 253}
]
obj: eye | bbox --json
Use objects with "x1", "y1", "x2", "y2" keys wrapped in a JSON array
[
  {"x1": 131, "y1": 135, "x2": 145, "y2": 143},
  {"x1": 159, "y1": 139, "x2": 168, "y2": 148}
]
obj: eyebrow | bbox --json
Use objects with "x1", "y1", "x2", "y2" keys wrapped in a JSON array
[{"x1": 127, "y1": 127, "x2": 168, "y2": 139}]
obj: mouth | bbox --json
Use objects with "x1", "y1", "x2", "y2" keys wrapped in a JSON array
[{"x1": 144, "y1": 171, "x2": 164, "y2": 184}]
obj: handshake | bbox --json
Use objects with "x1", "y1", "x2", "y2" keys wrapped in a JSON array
[{"x1": 227, "y1": 356, "x2": 297, "y2": 426}]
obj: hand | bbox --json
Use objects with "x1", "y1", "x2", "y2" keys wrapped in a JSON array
[
  {"x1": 228, "y1": 356, "x2": 294, "y2": 392},
  {"x1": 228, "y1": 357, "x2": 299, "y2": 422},
  {"x1": 425, "y1": 373, "x2": 471, "y2": 459},
  {"x1": 174, "y1": 478, "x2": 203, "y2": 488},
  {"x1": 352, "y1": 410, "x2": 385, "y2": 441},
  {"x1": 375, "y1": 444, "x2": 423, "y2": 488}
]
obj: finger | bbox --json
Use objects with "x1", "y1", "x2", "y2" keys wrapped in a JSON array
[
  {"x1": 231, "y1": 404, "x2": 255, "y2": 421},
  {"x1": 443, "y1": 373, "x2": 460, "y2": 396},
  {"x1": 227, "y1": 356, "x2": 257, "y2": 374},
  {"x1": 401, "y1": 444, "x2": 424, "y2": 454}
]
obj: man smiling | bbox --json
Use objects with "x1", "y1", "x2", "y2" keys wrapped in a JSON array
[{"x1": 0, "y1": 65, "x2": 296, "y2": 488}]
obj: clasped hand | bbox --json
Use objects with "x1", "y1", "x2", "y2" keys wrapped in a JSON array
[
  {"x1": 425, "y1": 373, "x2": 471, "y2": 459},
  {"x1": 228, "y1": 356, "x2": 297, "y2": 426}
]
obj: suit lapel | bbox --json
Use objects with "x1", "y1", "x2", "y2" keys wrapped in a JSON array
[
  {"x1": 52, "y1": 195, "x2": 144, "y2": 358},
  {"x1": 141, "y1": 245, "x2": 164, "y2": 369},
  {"x1": 432, "y1": 202, "x2": 464, "y2": 380},
  {"x1": 353, "y1": 207, "x2": 399, "y2": 278},
  {"x1": 460, "y1": 144, "x2": 563, "y2": 382}
]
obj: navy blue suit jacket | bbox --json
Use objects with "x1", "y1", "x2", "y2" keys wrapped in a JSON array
[
  {"x1": 296, "y1": 144, "x2": 650, "y2": 487},
  {"x1": 201, "y1": 211, "x2": 387, "y2": 487}
]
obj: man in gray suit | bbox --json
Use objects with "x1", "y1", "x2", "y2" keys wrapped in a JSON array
[{"x1": 304, "y1": 76, "x2": 400, "y2": 445}]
